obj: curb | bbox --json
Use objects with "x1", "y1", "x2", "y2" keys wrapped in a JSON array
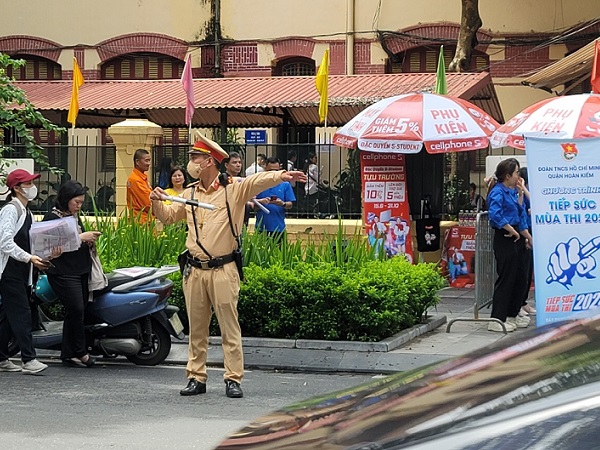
[
  {"x1": 36, "y1": 315, "x2": 448, "y2": 374},
  {"x1": 203, "y1": 315, "x2": 447, "y2": 353}
]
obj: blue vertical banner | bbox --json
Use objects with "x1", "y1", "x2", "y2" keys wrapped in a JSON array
[{"x1": 527, "y1": 137, "x2": 600, "y2": 326}]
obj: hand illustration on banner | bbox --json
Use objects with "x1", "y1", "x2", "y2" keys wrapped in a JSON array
[{"x1": 547, "y1": 236, "x2": 600, "y2": 287}]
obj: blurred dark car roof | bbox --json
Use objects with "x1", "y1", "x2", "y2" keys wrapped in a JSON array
[{"x1": 214, "y1": 314, "x2": 600, "y2": 449}]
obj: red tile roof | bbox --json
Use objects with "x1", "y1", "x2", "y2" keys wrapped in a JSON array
[{"x1": 15, "y1": 72, "x2": 503, "y2": 128}]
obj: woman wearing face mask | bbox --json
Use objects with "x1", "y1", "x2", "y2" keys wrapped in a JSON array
[
  {"x1": 43, "y1": 180, "x2": 101, "y2": 368},
  {"x1": 0, "y1": 169, "x2": 50, "y2": 374}
]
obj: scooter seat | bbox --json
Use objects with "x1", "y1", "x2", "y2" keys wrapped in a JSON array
[{"x1": 97, "y1": 269, "x2": 157, "y2": 294}]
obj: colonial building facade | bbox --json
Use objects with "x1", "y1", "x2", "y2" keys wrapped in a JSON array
[{"x1": 1, "y1": 1, "x2": 599, "y2": 215}]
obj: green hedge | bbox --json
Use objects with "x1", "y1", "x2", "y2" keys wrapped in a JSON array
[
  {"x1": 80, "y1": 216, "x2": 443, "y2": 342},
  {"x1": 238, "y1": 258, "x2": 443, "y2": 342}
]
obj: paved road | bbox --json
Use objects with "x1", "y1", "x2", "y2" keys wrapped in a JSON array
[{"x1": 0, "y1": 359, "x2": 374, "y2": 450}]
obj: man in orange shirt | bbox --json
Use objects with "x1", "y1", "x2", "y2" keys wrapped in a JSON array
[{"x1": 127, "y1": 149, "x2": 153, "y2": 222}]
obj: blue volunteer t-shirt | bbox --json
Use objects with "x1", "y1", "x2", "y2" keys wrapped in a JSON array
[
  {"x1": 255, "y1": 181, "x2": 295, "y2": 232},
  {"x1": 488, "y1": 183, "x2": 528, "y2": 232}
]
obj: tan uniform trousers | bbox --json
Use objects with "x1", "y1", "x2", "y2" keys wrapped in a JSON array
[{"x1": 183, "y1": 261, "x2": 243, "y2": 384}]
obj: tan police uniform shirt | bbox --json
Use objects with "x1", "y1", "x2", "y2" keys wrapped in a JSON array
[{"x1": 152, "y1": 170, "x2": 286, "y2": 259}]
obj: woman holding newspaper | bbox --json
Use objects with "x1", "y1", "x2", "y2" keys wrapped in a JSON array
[
  {"x1": 0, "y1": 169, "x2": 51, "y2": 374},
  {"x1": 43, "y1": 180, "x2": 101, "y2": 368}
]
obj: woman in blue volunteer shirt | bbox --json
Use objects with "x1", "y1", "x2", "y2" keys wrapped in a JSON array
[{"x1": 486, "y1": 158, "x2": 533, "y2": 333}]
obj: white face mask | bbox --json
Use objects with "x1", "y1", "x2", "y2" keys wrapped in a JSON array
[
  {"x1": 187, "y1": 160, "x2": 201, "y2": 179},
  {"x1": 20, "y1": 185, "x2": 38, "y2": 201},
  {"x1": 187, "y1": 158, "x2": 210, "y2": 179}
]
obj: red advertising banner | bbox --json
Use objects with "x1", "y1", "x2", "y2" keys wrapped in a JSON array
[
  {"x1": 441, "y1": 225, "x2": 476, "y2": 288},
  {"x1": 361, "y1": 152, "x2": 414, "y2": 263}
]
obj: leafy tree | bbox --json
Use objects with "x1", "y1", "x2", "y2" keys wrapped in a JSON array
[{"x1": 0, "y1": 52, "x2": 64, "y2": 184}]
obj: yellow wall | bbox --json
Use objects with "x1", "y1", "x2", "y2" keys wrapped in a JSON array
[
  {"x1": 494, "y1": 78, "x2": 555, "y2": 121},
  {"x1": 2, "y1": 0, "x2": 211, "y2": 45},
  {"x1": 220, "y1": 0, "x2": 598, "y2": 39},
  {"x1": 3, "y1": 1, "x2": 598, "y2": 49}
]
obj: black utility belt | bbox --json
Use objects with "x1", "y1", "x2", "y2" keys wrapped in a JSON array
[{"x1": 187, "y1": 253, "x2": 235, "y2": 270}]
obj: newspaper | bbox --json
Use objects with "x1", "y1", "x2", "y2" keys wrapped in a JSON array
[{"x1": 30, "y1": 216, "x2": 82, "y2": 259}]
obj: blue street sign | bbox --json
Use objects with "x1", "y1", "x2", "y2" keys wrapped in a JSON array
[{"x1": 245, "y1": 129, "x2": 267, "y2": 144}]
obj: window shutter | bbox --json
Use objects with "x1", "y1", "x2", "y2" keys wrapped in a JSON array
[
  {"x1": 408, "y1": 52, "x2": 421, "y2": 72},
  {"x1": 39, "y1": 62, "x2": 48, "y2": 79},
  {"x1": 25, "y1": 60, "x2": 35, "y2": 79},
  {"x1": 425, "y1": 50, "x2": 437, "y2": 72},
  {"x1": 475, "y1": 56, "x2": 487, "y2": 71},
  {"x1": 163, "y1": 59, "x2": 172, "y2": 78},
  {"x1": 121, "y1": 60, "x2": 131, "y2": 78},
  {"x1": 135, "y1": 58, "x2": 145, "y2": 78},
  {"x1": 148, "y1": 57, "x2": 159, "y2": 78},
  {"x1": 163, "y1": 128, "x2": 173, "y2": 144}
]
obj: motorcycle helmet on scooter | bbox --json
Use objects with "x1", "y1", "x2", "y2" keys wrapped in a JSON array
[{"x1": 35, "y1": 274, "x2": 58, "y2": 304}]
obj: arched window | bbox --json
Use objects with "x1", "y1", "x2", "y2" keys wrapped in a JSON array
[
  {"x1": 389, "y1": 46, "x2": 489, "y2": 73},
  {"x1": 101, "y1": 52, "x2": 184, "y2": 80},
  {"x1": 273, "y1": 57, "x2": 315, "y2": 76},
  {"x1": 5, "y1": 55, "x2": 62, "y2": 146},
  {"x1": 272, "y1": 57, "x2": 316, "y2": 145},
  {"x1": 6, "y1": 54, "x2": 61, "y2": 80},
  {"x1": 100, "y1": 52, "x2": 187, "y2": 147}
]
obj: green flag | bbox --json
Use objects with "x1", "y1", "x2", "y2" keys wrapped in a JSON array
[{"x1": 435, "y1": 46, "x2": 447, "y2": 95}]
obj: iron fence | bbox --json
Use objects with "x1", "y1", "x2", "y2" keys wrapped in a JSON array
[
  {"x1": 2, "y1": 140, "x2": 520, "y2": 220},
  {"x1": 151, "y1": 142, "x2": 363, "y2": 219},
  {"x1": 446, "y1": 212, "x2": 503, "y2": 332},
  {"x1": 2, "y1": 145, "x2": 116, "y2": 215}
]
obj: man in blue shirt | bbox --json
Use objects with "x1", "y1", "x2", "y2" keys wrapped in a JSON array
[{"x1": 254, "y1": 157, "x2": 295, "y2": 241}]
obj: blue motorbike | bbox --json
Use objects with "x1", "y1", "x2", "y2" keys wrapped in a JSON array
[{"x1": 9, "y1": 266, "x2": 184, "y2": 366}]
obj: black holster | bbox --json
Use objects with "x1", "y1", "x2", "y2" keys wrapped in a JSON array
[
  {"x1": 232, "y1": 248, "x2": 244, "y2": 281},
  {"x1": 177, "y1": 250, "x2": 190, "y2": 275}
]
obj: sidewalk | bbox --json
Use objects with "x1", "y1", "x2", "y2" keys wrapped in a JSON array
[{"x1": 37, "y1": 287, "x2": 534, "y2": 374}]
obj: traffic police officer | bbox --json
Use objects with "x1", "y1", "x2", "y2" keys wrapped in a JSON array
[{"x1": 150, "y1": 133, "x2": 306, "y2": 398}]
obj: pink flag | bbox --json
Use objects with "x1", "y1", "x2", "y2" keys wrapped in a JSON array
[{"x1": 181, "y1": 55, "x2": 195, "y2": 125}]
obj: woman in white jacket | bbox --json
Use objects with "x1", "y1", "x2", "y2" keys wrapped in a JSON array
[{"x1": 0, "y1": 169, "x2": 50, "y2": 374}]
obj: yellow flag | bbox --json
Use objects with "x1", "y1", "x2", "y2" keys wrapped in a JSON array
[
  {"x1": 315, "y1": 49, "x2": 329, "y2": 123},
  {"x1": 67, "y1": 57, "x2": 85, "y2": 127}
]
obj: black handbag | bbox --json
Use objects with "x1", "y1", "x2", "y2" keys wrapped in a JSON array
[{"x1": 415, "y1": 200, "x2": 441, "y2": 252}]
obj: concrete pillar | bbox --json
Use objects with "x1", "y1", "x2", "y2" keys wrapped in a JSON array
[{"x1": 107, "y1": 119, "x2": 163, "y2": 216}]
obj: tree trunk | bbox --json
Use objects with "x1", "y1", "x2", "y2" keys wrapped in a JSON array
[
  {"x1": 448, "y1": 0, "x2": 482, "y2": 72},
  {"x1": 448, "y1": 0, "x2": 482, "y2": 182}
]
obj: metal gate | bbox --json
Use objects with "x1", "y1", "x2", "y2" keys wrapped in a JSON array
[{"x1": 446, "y1": 212, "x2": 507, "y2": 332}]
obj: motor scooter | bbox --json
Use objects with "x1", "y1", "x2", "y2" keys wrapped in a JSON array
[{"x1": 9, "y1": 265, "x2": 184, "y2": 366}]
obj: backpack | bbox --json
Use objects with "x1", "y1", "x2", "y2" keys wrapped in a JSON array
[{"x1": 1, "y1": 198, "x2": 24, "y2": 221}]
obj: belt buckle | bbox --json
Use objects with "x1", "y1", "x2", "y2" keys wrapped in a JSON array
[{"x1": 199, "y1": 260, "x2": 210, "y2": 269}]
